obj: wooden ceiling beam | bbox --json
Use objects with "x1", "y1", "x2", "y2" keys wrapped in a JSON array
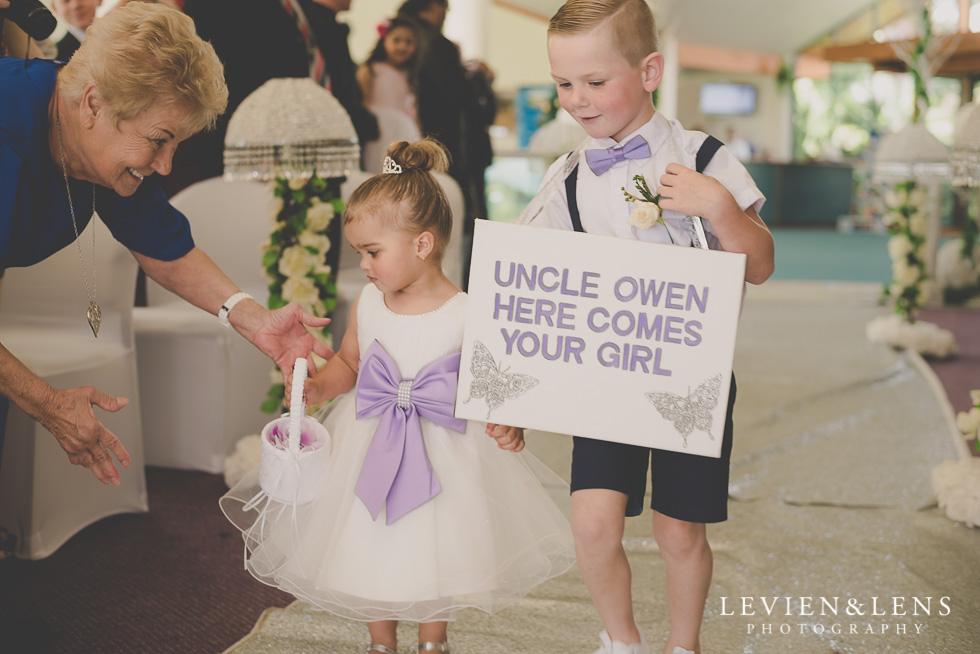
[
  {"x1": 813, "y1": 32, "x2": 980, "y2": 77},
  {"x1": 677, "y1": 43, "x2": 782, "y2": 76}
]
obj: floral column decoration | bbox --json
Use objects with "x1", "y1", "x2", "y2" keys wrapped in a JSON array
[
  {"x1": 881, "y1": 181, "x2": 932, "y2": 321},
  {"x1": 260, "y1": 175, "x2": 345, "y2": 412},
  {"x1": 224, "y1": 78, "x2": 361, "y2": 413},
  {"x1": 866, "y1": 4, "x2": 955, "y2": 356},
  {"x1": 867, "y1": 122, "x2": 955, "y2": 357}
]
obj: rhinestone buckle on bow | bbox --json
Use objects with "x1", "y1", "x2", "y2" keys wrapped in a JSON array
[{"x1": 397, "y1": 380, "x2": 413, "y2": 409}]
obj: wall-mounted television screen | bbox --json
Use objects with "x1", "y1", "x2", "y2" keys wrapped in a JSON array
[{"x1": 699, "y1": 83, "x2": 756, "y2": 115}]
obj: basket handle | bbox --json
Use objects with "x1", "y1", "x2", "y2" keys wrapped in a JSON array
[{"x1": 288, "y1": 358, "x2": 309, "y2": 457}]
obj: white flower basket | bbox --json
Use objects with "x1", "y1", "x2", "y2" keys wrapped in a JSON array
[{"x1": 259, "y1": 359, "x2": 330, "y2": 504}]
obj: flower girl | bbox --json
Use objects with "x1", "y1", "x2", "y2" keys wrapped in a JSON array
[
  {"x1": 221, "y1": 139, "x2": 575, "y2": 653},
  {"x1": 357, "y1": 16, "x2": 424, "y2": 126}
]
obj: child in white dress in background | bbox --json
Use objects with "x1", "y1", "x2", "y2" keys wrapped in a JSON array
[
  {"x1": 221, "y1": 139, "x2": 575, "y2": 654},
  {"x1": 357, "y1": 16, "x2": 423, "y2": 126}
]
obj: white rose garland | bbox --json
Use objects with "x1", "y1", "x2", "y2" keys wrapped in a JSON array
[
  {"x1": 260, "y1": 174, "x2": 344, "y2": 413},
  {"x1": 868, "y1": 181, "x2": 956, "y2": 357},
  {"x1": 882, "y1": 180, "x2": 930, "y2": 322}
]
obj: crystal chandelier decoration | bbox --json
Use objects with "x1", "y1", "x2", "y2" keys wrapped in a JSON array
[{"x1": 223, "y1": 78, "x2": 360, "y2": 181}]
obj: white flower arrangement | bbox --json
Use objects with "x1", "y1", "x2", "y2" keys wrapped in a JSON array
[
  {"x1": 865, "y1": 313, "x2": 956, "y2": 358},
  {"x1": 282, "y1": 276, "x2": 320, "y2": 309},
  {"x1": 306, "y1": 199, "x2": 336, "y2": 232},
  {"x1": 223, "y1": 434, "x2": 261, "y2": 488},
  {"x1": 260, "y1": 174, "x2": 344, "y2": 412},
  {"x1": 278, "y1": 244, "x2": 319, "y2": 278},
  {"x1": 931, "y1": 458, "x2": 980, "y2": 528},
  {"x1": 931, "y1": 391, "x2": 980, "y2": 528}
]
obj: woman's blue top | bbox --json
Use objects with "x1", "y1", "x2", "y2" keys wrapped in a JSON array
[{"x1": 0, "y1": 56, "x2": 195, "y2": 272}]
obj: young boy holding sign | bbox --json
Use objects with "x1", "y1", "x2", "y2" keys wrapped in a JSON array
[{"x1": 530, "y1": 1, "x2": 775, "y2": 653}]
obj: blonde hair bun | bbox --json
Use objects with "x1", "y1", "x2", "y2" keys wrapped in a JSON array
[{"x1": 386, "y1": 138, "x2": 451, "y2": 175}]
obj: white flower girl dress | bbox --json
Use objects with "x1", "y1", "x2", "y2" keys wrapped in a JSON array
[{"x1": 221, "y1": 283, "x2": 575, "y2": 622}]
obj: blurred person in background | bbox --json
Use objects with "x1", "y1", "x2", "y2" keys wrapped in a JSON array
[
  {"x1": 357, "y1": 15, "x2": 424, "y2": 128},
  {"x1": 299, "y1": 0, "x2": 379, "y2": 147},
  {"x1": 50, "y1": 0, "x2": 100, "y2": 62},
  {"x1": 397, "y1": 0, "x2": 496, "y2": 281}
]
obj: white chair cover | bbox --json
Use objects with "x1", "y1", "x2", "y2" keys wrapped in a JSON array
[
  {"x1": 0, "y1": 218, "x2": 147, "y2": 560},
  {"x1": 362, "y1": 106, "x2": 423, "y2": 175},
  {"x1": 134, "y1": 178, "x2": 273, "y2": 473}
]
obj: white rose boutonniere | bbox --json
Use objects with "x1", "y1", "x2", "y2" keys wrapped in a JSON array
[
  {"x1": 629, "y1": 202, "x2": 662, "y2": 229},
  {"x1": 622, "y1": 174, "x2": 673, "y2": 243}
]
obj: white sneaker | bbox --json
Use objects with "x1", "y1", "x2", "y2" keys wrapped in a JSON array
[
  {"x1": 592, "y1": 630, "x2": 651, "y2": 654},
  {"x1": 670, "y1": 647, "x2": 695, "y2": 654}
]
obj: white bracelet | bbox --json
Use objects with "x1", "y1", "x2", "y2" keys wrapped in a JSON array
[{"x1": 217, "y1": 292, "x2": 253, "y2": 327}]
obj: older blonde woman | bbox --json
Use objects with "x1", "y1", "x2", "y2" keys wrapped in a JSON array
[{"x1": 0, "y1": 3, "x2": 331, "y2": 486}]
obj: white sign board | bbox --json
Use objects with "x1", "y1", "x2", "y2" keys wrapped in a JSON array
[{"x1": 455, "y1": 220, "x2": 746, "y2": 458}]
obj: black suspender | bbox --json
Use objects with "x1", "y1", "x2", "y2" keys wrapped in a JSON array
[
  {"x1": 565, "y1": 161, "x2": 585, "y2": 232},
  {"x1": 565, "y1": 134, "x2": 723, "y2": 234},
  {"x1": 696, "y1": 135, "x2": 723, "y2": 174}
]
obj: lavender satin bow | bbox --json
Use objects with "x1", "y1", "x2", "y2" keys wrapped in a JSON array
[
  {"x1": 354, "y1": 341, "x2": 466, "y2": 524},
  {"x1": 584, "y1": 135, "x2": 651, "y2": 175}
]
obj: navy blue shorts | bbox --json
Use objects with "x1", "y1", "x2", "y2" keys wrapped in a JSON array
[{"x1": 570, "y1": 375, "x2": 736, "y2": 524}]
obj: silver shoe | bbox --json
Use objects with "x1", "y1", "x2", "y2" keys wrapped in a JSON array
[
  {"x1": 366, "y1": 645, "x2": 397, "y2": 654},
  {"x1": 419, "y1": 642, "x2": 453, "y2": 652}
]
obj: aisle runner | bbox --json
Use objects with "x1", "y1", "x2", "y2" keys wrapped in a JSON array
[{"x1": 226, "y1": 282, "x2": 977, "y2": 654}]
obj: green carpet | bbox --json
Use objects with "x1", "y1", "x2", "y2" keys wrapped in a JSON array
[{"x1": 770, "y1": 229, "x2": 892, "y2": 283}]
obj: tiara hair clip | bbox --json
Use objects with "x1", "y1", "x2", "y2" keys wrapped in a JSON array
[{"x1": 382, "y1": 156, "x2": 403, "y2": 174}]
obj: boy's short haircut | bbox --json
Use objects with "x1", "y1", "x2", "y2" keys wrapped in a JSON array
[{"x1": 548, "y1": 0, "x2": 659, "y2": 65}]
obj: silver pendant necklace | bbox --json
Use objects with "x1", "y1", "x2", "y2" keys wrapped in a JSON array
[{"x1": 55, "y1": 113, "x2": 101, "y2": 338}]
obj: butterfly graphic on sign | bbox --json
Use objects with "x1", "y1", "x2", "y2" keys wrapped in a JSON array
[
  {"x1": 645, "y1": 374, "x2": 723, "y2": 448},
  {"x1": 464, "y1": 340, "x2": 539, "y2": 418}
]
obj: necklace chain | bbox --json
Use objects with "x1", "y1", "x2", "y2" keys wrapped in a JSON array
[{"x1": 56, "y1": 112, "x2": 101, "y2": 337}]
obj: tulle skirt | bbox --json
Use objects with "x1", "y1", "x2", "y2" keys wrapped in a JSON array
[{"x1": 220, "y1": 393, "x2": 575, "y2": 622}]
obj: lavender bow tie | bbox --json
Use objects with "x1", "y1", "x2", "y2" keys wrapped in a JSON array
[
  {"x1": 584, "y1": 135, "x2": 651, "y2": 175},
  {"x1": 354, "y1": 341, "x2": 466, "y2": 524}
]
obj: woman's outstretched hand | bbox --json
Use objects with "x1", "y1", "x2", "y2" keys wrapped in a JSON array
[
  {"x1": 36, "y1": 385, "x2": 131, "y2": 485},
  {"x1": 252, "y1": 302, "x2": 334, "y2": 387}
]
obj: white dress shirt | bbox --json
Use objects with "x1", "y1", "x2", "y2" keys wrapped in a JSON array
[{"x1": 530, "y1": 112, "x2": 765, "y2": 250}]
